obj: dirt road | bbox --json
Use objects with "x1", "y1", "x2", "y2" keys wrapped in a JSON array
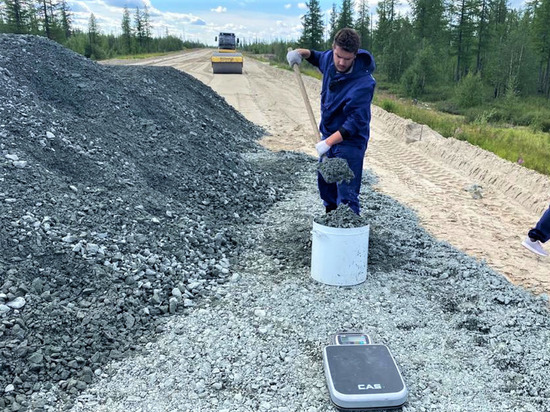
[{"x1": 110, "y1": 49, "x2": 550, "y2": 295}]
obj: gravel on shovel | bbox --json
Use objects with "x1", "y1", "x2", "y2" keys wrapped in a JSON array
[{"x1": 317, "y1": 157, "x2": 355, "y2": 184}]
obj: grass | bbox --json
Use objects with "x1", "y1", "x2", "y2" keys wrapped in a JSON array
[
  {"x1": 113, "y1": 51, "x2": 185, "y2": 60},
  {"x1": 374, "y1": 90, "x2": 550, "y2": 176}
]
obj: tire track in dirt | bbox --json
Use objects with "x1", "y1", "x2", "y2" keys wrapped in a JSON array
[{"x1": 370, "y1": 108, "x2": 549, "y2": 294}]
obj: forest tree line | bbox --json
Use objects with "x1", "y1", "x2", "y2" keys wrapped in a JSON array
[
  {"x1": 2, "y1": 0, "x2": 550, "y2": 111},
  {"x1": 294, "y1": 0, "x2": 550, "y2": 106},
  {"x1": 0, "y1": 0, "x2": 203, "y2": 59}
]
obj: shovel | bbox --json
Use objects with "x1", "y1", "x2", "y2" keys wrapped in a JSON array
[
  {"x1": 289, "y1": 51, "x2": 319, "y2": 146},
  {"x1": 289, "y1": 50, "x2": 354, "y2": 184}
]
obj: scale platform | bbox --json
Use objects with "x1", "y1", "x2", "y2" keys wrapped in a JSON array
[{"x1": 323, "y1": 344, "x2": 408, "y2": 411}]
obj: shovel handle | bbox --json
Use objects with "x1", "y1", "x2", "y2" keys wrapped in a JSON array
[{"x1": 289, "y1": 48, "x2": 319, "y2": 145}]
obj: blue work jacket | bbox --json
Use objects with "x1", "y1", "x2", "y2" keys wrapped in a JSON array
[{"x1": 306, "y1": 49, "x2": 376, "y2": 145}]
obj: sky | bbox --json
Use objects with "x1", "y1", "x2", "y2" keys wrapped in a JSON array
[{"x1": 67, "y1": 0, "x2": 527, "y2": 46}]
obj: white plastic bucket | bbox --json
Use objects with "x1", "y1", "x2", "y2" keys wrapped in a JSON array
[{"x1": 311, "y1": 221, "x2": 369, "y2": 286}]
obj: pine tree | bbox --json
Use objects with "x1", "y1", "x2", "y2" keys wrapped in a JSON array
[
  {"x1": 3, "y1": 0, "x2": 32, "y2": 34},
  {"x1": 355, "y1": 0, "x2": 370, "y2": 49},
  {"x1": 121, "y1": 5, "x2": 132, "y2": 54},
  {"x1": 134, "y1": 7, "x2": 142, "y2": 49},
  {"x1": 450, "y1": 0, "x2": 478, "y2": 81},
  {"x1": 530, "y1": 0, "x2": 550, "y2": 97},
  {"x1": 328, "y1": 3, "x2": 338, "y2": 44},
  {"x1": 374, "y1": 0, "x2": 395, "y2": 55},
  {"x1": 410, "y1": 0, "x2": 447, "y2": 48},
  {"x1": 85, "y1": 12, "x2": 99, "y2": 59},
  {"x1": 299, "y1": 0, "x2": 324, "y2": 49},
  {"x1": 474, "y1": 0, "x2": 491, "y2": 74},
  {"x1": 337, "y1": 0, "x2": 354, "y2": 30},
  {"x1": 58, "y1": 0, "x2": 71, "y2": 39},
  {"x1": 142, "y1": 5, "x2": 152, "y2": 49}
]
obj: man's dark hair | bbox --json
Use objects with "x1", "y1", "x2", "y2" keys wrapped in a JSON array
[{"x1": 333, "y1": 28, "x2": 360, "y2": 54}]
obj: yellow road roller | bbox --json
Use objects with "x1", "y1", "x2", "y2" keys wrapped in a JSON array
[{"x1": 211, "y1": 32, "x2": 243, "y2": 74}]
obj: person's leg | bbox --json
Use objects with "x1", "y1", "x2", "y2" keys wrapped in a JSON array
[
  {"x1": 522, "y1": 205, "x2": 550, "y2": 256},
  {"x1": 332, "y1": 142, "x2": 367, "y2": 215},
  {"x1": 528, "y1": 206, "x2": 550, "y2": 243}
]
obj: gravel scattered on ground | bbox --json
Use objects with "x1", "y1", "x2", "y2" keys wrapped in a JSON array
[
  {"x1": 49, "y1": 169, "x2": 550, "y2": 412},
  {"x1": 1, "y1": 34, "x2": 550, "y2": 412}
]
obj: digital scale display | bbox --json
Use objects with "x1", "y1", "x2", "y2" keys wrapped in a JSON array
[{"x1": 334, "y1": 333, "x2": 370, "y2": 345}]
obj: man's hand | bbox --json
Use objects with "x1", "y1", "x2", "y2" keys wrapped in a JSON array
[
  {"x1": 315, "y1": 140, "x2": 331, "y2": 156},
  {"x1": 287, "y1": 50, "x2": 302, "y2": 67}
]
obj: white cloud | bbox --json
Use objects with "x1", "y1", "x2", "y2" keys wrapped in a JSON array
[
  {"x1": 211, "y1": 6, "x2": 227, "y2": 13},
  {"x1": 298, "y1": 3, "x2": 307, "y2": 9},
  {"x1": 284, "y1": 3, "x2": 291, "y2": 9}
]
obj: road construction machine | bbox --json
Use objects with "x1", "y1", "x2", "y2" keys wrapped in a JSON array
[{"x1": 211, "y1": 32, "x2": 243, "y2": 74}]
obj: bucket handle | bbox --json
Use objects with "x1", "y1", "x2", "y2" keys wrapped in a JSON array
[{"x1": 312, "y1": 228, "x2": 369, "y2": 237}]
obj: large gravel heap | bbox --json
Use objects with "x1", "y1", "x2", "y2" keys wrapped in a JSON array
[
  {"x1": 0, "y1": 34, "x2": 311, "y2": 411},
  {"x1": 2, "y1": 34, "x2": 550, "y2": 412}
]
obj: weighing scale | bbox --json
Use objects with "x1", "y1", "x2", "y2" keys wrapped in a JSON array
[{"x1": 323, "y1": 332, "x2": 408, "y2": 411}]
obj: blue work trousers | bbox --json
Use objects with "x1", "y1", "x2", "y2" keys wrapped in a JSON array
[
  {"x1": 317, "y1": 141, "x2": 367, "y2": 215},
  {"x1": 528, "y1": 205, "x2": 550, "y2": 243}
]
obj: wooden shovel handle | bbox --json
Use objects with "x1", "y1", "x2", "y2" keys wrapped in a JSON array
[{"x1": 289, "y1": 49, "x2": 319, "y2": 145}]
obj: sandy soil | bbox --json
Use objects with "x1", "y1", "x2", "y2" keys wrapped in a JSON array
[{"x1": 109, "y1": 49, "x2": 550, "y2": 295}]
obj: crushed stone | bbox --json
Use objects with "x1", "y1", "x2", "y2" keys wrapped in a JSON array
[
  {"x1": 314, "y1": 203, "x2": 368, "y2": 228},
  {"x1": 317, "y1": 157, "x2": 355, "y2": 184}
]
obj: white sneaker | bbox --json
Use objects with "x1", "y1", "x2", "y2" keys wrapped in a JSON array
[{"x1": 522, "y1": 237, "x2": 549, "y2": 257}]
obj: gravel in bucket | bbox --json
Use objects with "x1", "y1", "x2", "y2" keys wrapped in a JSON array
[{"x1": 314, "y1": 204, "x2": 368, "y2": 228}]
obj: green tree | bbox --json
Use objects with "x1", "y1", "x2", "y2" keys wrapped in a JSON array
[
  {"x1": 121, "y1": 5, "x2": 132, "y2": 54},
  {"x1": 142, "y1": 5, "x2": 151, "y2": 45},
  {"x1": 450, "y1": 0, "x2": 478, "y2": 81},
  {"x1": 133, "y1": 6, "x2": 151, "y2": 51},
  {"x1": 134, "y1": 6, "x2": 143, "y2": 50},
  {"x1": 39, "y1": 0, "x2": 51, "y2": 38},
  {"x1": 85, "y1": 12, "x2": 102, "y2": 59},
  {"x1": 2, "y1": 0, "x2": 32, "y2": 34},
  {"x1": 58, "y1": 0, "x2": 72, "y2": 39},
  {"x1": 382, "y1": 17, "x2": 415, "y2": 82},
  {"x1": 530, "y1": 0, "x2": 550, "y2": 97},
  {"x1": 410, "y1": 0, "x2": 447, "y2": 49},
  {"x1": 482, "y1": 2, "x2": 527, "y2": 98},
  {"x1": 328, "y1": 3, "x2": 338, "y2": 45},
  {"x1": 455, "y1": 72, "x2": 484, "y2": 107},
  {"x1": 373, "y1": 0, "x2": 396, "y2": 56},
  {"x1": 355, "y1": 0, "x2": 370, "y2": 49},
  {"x1": 299, "y1": 0, "x2": 324, "y2": 49},
  {"x1": 401, "y1": 45, "x2": 439, "y2": 96},
  {"x1": 473, "y1": 0, "x2": 491, "y2": 74},
  {"x1": 337, "y1": 0, "x2": 354, "y2": 30}
]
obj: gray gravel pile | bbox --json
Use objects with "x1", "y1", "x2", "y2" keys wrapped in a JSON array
[{"x1": 0, "y1": 34, "x2": 312, "y2": 411}]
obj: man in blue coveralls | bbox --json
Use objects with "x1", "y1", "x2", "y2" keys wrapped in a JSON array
[{"x1": 287, "y1": 28, "x2": 376, "y2": 215}]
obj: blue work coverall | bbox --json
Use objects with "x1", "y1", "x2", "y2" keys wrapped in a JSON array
[{"x1": 306, "y1": 48, "x2": 376, "y2": 215}]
